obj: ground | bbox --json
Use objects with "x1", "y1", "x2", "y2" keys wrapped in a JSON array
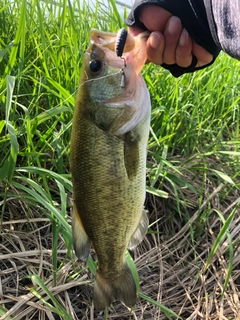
[{"x1": 1, "y1": 157, "x2": 239, "y2": 320}]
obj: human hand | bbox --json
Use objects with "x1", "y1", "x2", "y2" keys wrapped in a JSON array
[{"x1": 128, "y1": 5, "x2": 213, "y2": 68}]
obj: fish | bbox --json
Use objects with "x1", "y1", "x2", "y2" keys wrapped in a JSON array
[{"x1": 70, "y1": 28, "x2": 151, "y2": 311}]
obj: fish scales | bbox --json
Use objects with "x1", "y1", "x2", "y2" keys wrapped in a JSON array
[
  {"x1": 70, "y1": 29, "x2": 151, "y2": 311},
  {"x1": 71, "y1": 104, "x2": 145, "y2": 269}
]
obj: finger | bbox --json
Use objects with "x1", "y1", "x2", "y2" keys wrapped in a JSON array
[
  {"x1": 146, "y1": 31, "x2": 165, "y2": 65},
  {"x1": 163, "y1": 16, "x2": 183, "y2": 65},
  {"x1": 128, "y1": 26, "x2": 145, "y2": 37},
  {"x1": 192, "y1": 41, "x2": 213, "y2": 67},
  {"x1": 138, "y1": 6, "x2": 172, "y2": 32},
  {"x1": 175, "y1": 29, "x2": 193, "y2": 67}
]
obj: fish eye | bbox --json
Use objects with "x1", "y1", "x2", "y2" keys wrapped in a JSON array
[{"x1": 89, "y1": 60, "x2": 102, "y2": 73}]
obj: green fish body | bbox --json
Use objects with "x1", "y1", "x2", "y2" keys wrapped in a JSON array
[{"x1": 70, "y1": 29, "x2": 151, "y2": 311}]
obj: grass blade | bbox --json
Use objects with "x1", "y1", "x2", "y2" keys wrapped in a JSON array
[
  {"x1": 5, "y1": 75, "x2": 15, "y2": 128},
  {"x1": 126, "y1": 251, "x2": 140, "y2": 293},
  {"x1": 28, "y1": 274, "x2": 72, "y2": 320},
  {"x1": 0, "y1": 306, "x2": 13, "y2": 320},
  {"x1": 204, "y1": 205, "x2": 239, "y2": 271},
  {"x1": 3, "y1": 0, "x2": 26, "y2": 77},
  {"x1": 5, "y1": 122, "x2": 19, "y2": 184},
  {"x1": 138, "y1": 293, "x2": 182, "y2": 319}
]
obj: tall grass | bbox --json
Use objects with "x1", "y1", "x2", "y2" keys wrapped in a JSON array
[{"x1": 0, "y1": 0, "x2": 239, "y2": 318}]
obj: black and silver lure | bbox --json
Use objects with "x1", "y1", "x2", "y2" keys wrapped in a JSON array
[
  {"x1": 115, "y1": 28, "x2": 128, "y2": 58},
  {"x1": 115, "y1": 28, "x2": 128, "y2": 88}
]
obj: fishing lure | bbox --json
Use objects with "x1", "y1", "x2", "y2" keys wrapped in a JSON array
[
  {"x1": 115, "y1": 28, "x2": 128, "y2": 88},
  {"x1": 115, "y1": 28, "x2": 128, "y2": 57}
]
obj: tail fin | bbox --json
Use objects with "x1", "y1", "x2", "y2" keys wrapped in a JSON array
[{"x1": 93, "y1": 263, "x2": 137, "y2": 311}]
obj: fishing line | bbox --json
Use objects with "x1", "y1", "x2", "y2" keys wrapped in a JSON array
[
  {"x1": 51, "y1": 66, "x2": 126, "y2": 110},
  {"x1": 52, "y1": 88, "x2": 78, "y2": 109},
  {"x1": 81, "y1": 69, "x2": 123, "y2": 86},
  {"x1": 51, "y1": 69, "x2": 124, "y2": 109}
]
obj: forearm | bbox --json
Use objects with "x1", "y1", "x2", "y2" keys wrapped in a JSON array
[{"x1": 204, "y1": 0, "x2": 240, "y2": 59}]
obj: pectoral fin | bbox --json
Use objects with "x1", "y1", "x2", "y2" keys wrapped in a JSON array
[
  {"x1": 128, "y1": 208, "x2": 149, "y2": 250},
  {"x1": 124, "y1": 131, "x2": 139, "y2": 180},
  {"x1": 72, "y1": 203, "x2": 91, "y2": 261}
]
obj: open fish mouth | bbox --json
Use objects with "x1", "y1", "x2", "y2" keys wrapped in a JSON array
[
  {"x1": 84, "y1": 29, "x2": 149, "y2": 107},
  {"x1": 90, "y1": 28, "x2": 135, "y2": 53}
]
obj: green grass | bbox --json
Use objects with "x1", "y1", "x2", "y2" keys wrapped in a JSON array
[{"x1": 0, "y1": 0, "x2": 240, "y2": 319}]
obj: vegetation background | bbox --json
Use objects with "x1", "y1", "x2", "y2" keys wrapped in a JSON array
[{"x1": 0, "y1": 0, "x2": 239, "y2": 319}]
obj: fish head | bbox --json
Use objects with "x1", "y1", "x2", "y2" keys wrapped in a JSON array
[{"x1": 79, "y1": 29, "x2": 151, "y2": 136}]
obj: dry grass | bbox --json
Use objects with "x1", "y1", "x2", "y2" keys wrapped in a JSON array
[{"x1": 1, "y1": 161, "x2": 240, "y2": 320}]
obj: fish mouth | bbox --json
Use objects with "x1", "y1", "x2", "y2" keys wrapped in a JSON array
[
  {"x1": 85, "y1": 41, "x2": 140, "y2": 104},
  {"x1": 90, "y1": 29, "x2": 135, "y2": 54},
  {"x1": 85, "y1": 29, "x2": 150, "y2": 135},
  {"x1": 89, "y1": 29, "x2": 149, "y2": 76}
]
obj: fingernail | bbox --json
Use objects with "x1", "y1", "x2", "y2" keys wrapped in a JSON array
[
  {"x1": 167, "y1": 16, "x2": 181, "y2": 34},
  {"x1": 179, "y1": 29, "x2": 189, "y2": 46},
  {"x1": 149, "y1": 32, "x2": 162, "y2": 49}
]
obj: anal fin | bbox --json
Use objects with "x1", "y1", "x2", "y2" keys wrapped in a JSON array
[
  {"x1": 128, "y1": 208, "x2": 149, "y2": 250},
  {"x1": 72, "y1": 203, "x2": 91, "y2": 261}
]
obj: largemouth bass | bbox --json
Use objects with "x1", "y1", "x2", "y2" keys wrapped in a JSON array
[{"x1": 70, "y1": 29, "x2": 151, "y2": 311}]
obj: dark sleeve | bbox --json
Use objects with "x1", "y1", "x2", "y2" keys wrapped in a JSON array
[
  {"x1": 204, "y1": 0, "x2": 240, "y2": 60},
  {"x1": 125, "y1": 0, "x2": 221, "y2": 77}
]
